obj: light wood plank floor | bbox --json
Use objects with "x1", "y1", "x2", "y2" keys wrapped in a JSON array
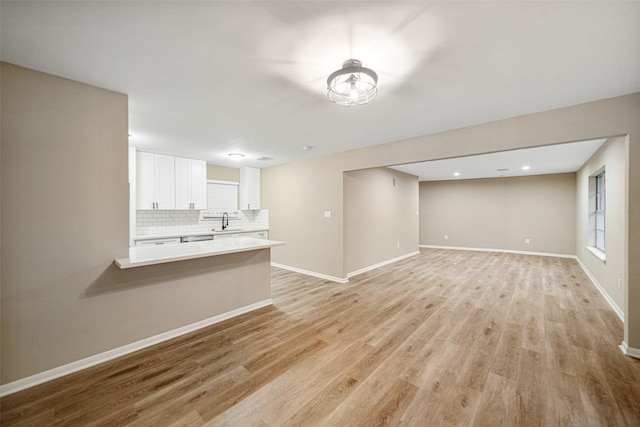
[{"x1": 2, "y1": 248, "x2": 640, "y2": 426}]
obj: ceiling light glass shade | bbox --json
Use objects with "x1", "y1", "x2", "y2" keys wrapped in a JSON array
[
  {"x1": 327, "y1": 59, "x2": 378, "y2": 106},
  {"x1": 228, "y1": 153, "x2": 245, "y2": 160}
]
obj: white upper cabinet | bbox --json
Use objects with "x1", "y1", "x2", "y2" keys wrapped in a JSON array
[
  {"x1": 175, "y1": 157, "x2": 207, "y2": 209},
  {"x1": 136, "y1": 152, "x2": 175, "y2": 209},
  {"x1": 240, "y1": 167, "x2": 261, "y2": 210}
]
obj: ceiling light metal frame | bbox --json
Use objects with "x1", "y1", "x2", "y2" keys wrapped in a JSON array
[{"x1": 327, "y1": 59, "x2": 378, "y2": 106}]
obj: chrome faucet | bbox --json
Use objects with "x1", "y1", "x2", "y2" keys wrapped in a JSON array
[{"x1": 222, "y1": 212, "x2": 229, "y2": 230}]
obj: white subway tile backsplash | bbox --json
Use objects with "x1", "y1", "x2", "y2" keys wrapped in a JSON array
[{"x1": 136, "y1": 209, "x2": 269, "y2": 236}]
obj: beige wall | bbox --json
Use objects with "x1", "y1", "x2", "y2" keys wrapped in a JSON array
[
  {"x1": 207, "y1": 164, "x2": 240, "y2": 182},
  {"x1": 0, "y1": 63, "x2": 271, "y2": 384},
  {"x1": 262, "y1": 93, "x2": 640, "y2": 350},
  {"x1": 1, "y1": 62, "x2": 127, "y2": 382},
  {"x1": 419, "y1": 174, "x2": 576, "y2": 255},
  {"x1": 344, "y1": 168, "x2": 419, "y2": 274},
  {"x1": 576, "y1": 136, "x2": 627, "y2": 315},
  {"x1": 262, "y1": 155, "x2": 345, "y2": 279}
]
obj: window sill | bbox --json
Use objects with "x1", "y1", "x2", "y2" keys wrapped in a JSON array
[{"x1": 586, "y1": 246, "x2": 606, "y2": 263}]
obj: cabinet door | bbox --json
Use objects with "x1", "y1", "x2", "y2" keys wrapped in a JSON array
[
  {"x1": 214, "y1": 234, "x2": 240, "y2": 240},
  {"x1": 154, "y1": 154, "x2": 175, "y2": 209},
  {"x1": 240, "y1": 167, "x2": 261, "y2": 210},
  {"x1": 175, "y1": 158, "x2": 207, "y2": 209},
  {"x1": 252, "y1": 231, "x2": 268, "y2": 239},
  {"x1": 135, "y1": 237, "x2": 181, "y2": 246},
  {"x1": 136, "y1": 151, "x2": 156, "y2": 209},
  {"x1": 174, "y1": 157, "x2": 191, "y2": 209},
  {"x1": 190, "y1": 159, "x2": 207, "y2": 209}
]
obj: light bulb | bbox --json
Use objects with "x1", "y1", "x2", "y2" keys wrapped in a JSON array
[{"x1": 349, "y1": 81, "x2": 359, "y2": 101}]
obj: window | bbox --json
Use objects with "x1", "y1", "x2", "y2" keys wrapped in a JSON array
[
  {"x1": 588, "y1": 169, "x2": 605, "y2": 258},
  {"x1": 207, "y1": 180, "x2": 239, "y2": 211}
]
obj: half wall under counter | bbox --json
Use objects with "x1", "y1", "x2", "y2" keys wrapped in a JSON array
[{"x1": 116, "y1": 237, "x2": 284, "y2": 269}]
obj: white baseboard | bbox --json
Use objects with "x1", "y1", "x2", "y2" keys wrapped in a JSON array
[
  {"x1": 575, "y1": 257, "x2": 624, "y2": 323},
  {"x1": 421, "y1": 245, "x2": 625, "y2": 324},
  {"x1": 271, "y1": 262, "x2": 348, "y2": 283},
  {"x1": 419, "y1": 244, "x2": 575, "y2": 259},
  {"x1": 348, "y1": 251, "x2": 420, "y2": 278},
  {"x1": 620, "y1": 341, "x2": 640, "y2": 359},
  {"x1": 0, "y1": 299, "x2": 273, "y2": 398}
]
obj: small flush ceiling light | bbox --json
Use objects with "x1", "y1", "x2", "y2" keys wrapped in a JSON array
[
  {"x1": 228, "y1": 153, "x2": 245, "y2": 161},
  {"x1": 453, "y1": 172, "x2": 461, "y2": 177},
  {"x1": 522, "y1": 165, "x2": 531, "y2": 171},
  {"x1": 327, "y1": 59, "x2": 378, "y2": 106},
  {"x1": 303, "y1": 145, "x2": 314, "y2": 151}
]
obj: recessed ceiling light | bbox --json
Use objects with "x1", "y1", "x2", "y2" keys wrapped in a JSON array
[
  {"x1": 228, "y1": 153, "x2": 245, "y2": 160},
  {"x1": 522, "y1": 165, "x2": 531, "y2": 170},
  {"x1": 303, "y1": 146, "x2": 314, "y2": 151},
  {"x1": 453, "y1": 172, "x2": 460, "y2": 177}
]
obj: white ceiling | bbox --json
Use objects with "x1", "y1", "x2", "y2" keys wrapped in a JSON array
[
  {"x1": 389, "y1": 138, "x2": 607, "y2": 181},
  {"x1": 2, "y1": 2, "x2": 639, "y2": 168}
]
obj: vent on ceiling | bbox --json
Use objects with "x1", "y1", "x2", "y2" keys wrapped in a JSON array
[{"x1": 256, "y1": 157, "x2": 273, "y2": 161}]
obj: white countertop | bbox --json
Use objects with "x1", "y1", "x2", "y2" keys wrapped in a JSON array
[
  {"x1": 115, "y1": 237, "x2": 284, "y2": 269},
  {"x1": 133, "y1": 228, "x2": 268, "y2": 241}
]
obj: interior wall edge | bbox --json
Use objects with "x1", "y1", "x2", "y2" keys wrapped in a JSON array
[
  {"x1": 575, "y1": 257, "x2": 625, "y2": 322},
  {"x1": 418, "y1": 245, "x2": 575, "y2": 259},
  {"x1": 619, "y1": 342, "x2": 640, "y2": 360},
  {"x1": 270, "y1": 262, "x2": 348, "y2": 284},
  {"x1": 347, "y1": 251, "x2": 420, "y2": 279},
  {"x1": 0, "y1": 299, "x2": 273, "y2": 398}
]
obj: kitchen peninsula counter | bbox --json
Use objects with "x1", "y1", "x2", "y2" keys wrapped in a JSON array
[{"x1": 115, "y1": 237, "x2": 284, "y2": 269}]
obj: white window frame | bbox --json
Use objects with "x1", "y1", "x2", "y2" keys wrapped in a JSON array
[{"x1": 587, "y1": 168, "x2": 606, "y2": 261}]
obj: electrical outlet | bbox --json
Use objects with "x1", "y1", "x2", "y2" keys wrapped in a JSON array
[
  {"x1": 618, "y1": 278, "x2": 622, "y2": 289},
  {"x1": 324, "y1": 211, "x2": 331, "y2": 218},
  {"x1": 397, "y1": 242, "x2": 400, "y2": 248},
  {"x1": 525, "y1": 238, "x2": 530, "y2": 244},
  {"x1": 444, "y1": 235, "x2": 449, "y2": 240}
]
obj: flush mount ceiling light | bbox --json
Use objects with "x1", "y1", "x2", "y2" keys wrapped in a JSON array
[
  {"x1": 327, "y1": 59, "x2": 378, "y2": 106},
  {"x1": 228, "y1": 153, "x2": 245, "y2": 160}
]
